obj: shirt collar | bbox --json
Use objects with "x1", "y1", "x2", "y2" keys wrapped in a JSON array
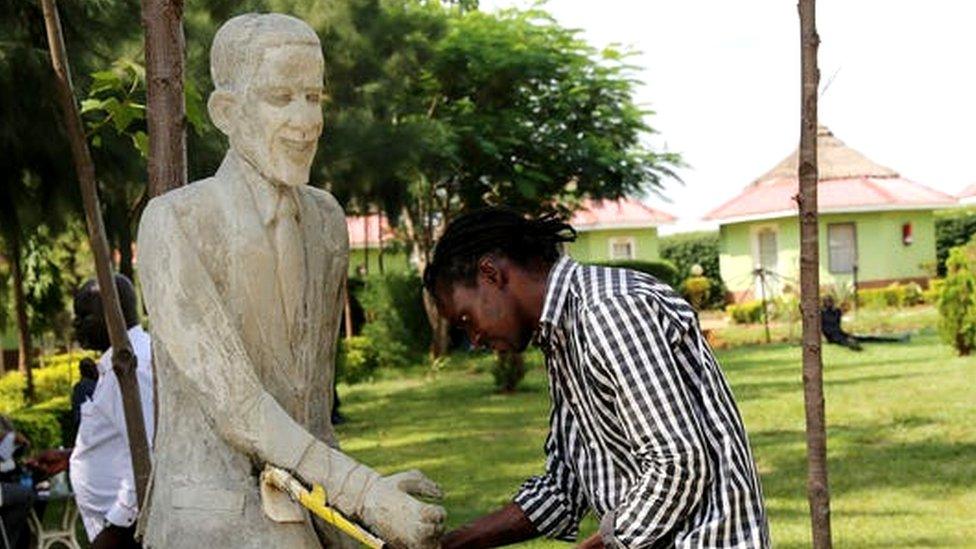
[
  {"x1": 97, "y1": 325, "x2": 147, "y2": 376},
  {"x1": 218, "y1": 150, "x2": 301, "y2": 227},
  {"x1": 536, "y1": 255, "x2": 578, "y2": 349}
]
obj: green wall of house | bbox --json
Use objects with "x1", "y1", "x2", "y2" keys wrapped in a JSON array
[
  {"x1": 348, "y1": 247, "x2": 411, "y2": 276},
  {"x1": 566, "y1": 227, "x2": 661, "y2": 263},
  {"x1": 719, "y1": 209, "x2": 938, "y2": 299}
]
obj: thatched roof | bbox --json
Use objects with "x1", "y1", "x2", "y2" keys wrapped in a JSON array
[
  {"x1": 752, "y1": 125, "x2": 898, "y2": 184},
  {"x1": 704, "y1": 125, "x2": 957, "y2": 222}
]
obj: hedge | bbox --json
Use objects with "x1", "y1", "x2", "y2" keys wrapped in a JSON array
[
  {"x1": 9, "y1": 396, "x2": 72, "y2": 451},
  {"x1": 660, "y1": 231, "x2": 727, "y2": 309},
  {"x1": 0, "y1": 351, "x2": 95, "y2": 414},
  {"x1": 727, "y1": 300, "x2": 765, "y2": 324},
  {"x1": 589, "y1": 260, "x2": 679, "y2": 288}
]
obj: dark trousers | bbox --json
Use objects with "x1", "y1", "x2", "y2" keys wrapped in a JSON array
[{"x1": 0, "y1": 482, "x2": 34, "y2": 549}]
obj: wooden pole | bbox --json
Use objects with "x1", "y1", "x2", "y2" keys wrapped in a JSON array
[
  {"x1": 39, "y1": 0, "x2": 152, "y2": 507},
  {"x1": 141, "y1": 0, "x2": 187, "y2": 197},
  {"x1": 797, "y1": 0, "x2": 832, "y2": 547}
]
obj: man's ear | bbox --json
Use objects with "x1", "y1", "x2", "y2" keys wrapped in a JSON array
[
  {"x1": 477, "y1": 255, "x2": 506, "y2": 288},
  {"x1": 208, "y1": 90, "x2": 238, "y2": 137}
]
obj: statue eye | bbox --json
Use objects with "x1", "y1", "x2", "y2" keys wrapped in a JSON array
[
  {"x1": 266, "y1": 90, "x2": 292, "y2": 106},
  {"x1": 306, "y1": 91, "x2": 321, "y2": 103}
]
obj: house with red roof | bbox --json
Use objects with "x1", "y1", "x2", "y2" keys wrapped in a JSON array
[
  {"x1": 957, "y1": 183, "x2": 976, "y2": 207},
  {"x1": 566, "y1": 198, "x2": 675, "y2": 263},
  {"x1": 704, "y1": 126, "x2": 957, "y2": 302}
]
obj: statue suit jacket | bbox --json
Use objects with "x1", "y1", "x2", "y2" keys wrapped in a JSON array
[{"x1": 138, "y1": 151, "x2": 349, "y2": 547}]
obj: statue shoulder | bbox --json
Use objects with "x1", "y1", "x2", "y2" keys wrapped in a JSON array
[{"x1": 303, "y1": 186, "x2": 343, "y2": 214}]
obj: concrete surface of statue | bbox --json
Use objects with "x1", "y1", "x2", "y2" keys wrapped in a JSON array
[{"x1": 137, "y1": 13, "x2": 445, "y2": 548}]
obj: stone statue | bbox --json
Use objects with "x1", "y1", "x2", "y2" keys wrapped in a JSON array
[{"x1": 137, "y1": 13, "x2": 445, "y2": 548}]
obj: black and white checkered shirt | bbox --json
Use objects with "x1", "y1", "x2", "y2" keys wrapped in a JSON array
[{"x1": 513, "y1": 257, "x2": 769, "y2": 548}]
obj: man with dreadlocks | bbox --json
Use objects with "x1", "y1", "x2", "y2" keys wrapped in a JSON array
[{"x1": 426, "y1": 207, "x2": 769, "y2": 548}]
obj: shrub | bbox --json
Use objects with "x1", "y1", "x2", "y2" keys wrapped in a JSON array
[
  {"x1": 0, "y1": 351, "x2": 95, "y2": 414},
  {"x1": 336, "y1": 336, "x2": 380, "y2": 384},
  {"x1": 681, "y1": 276, "x2": 711, "y2": 311},
  {"x1": 660, "y1": 231, "x2": 727, "y2": 309},
  {"x1": 492, "y1": 352, "x2": 526, "y2": 393},
  {"x1": 935, "y1": 208, "x2": 976, "y2": 276},
  {"x1": 355, "y1": 272, "x2": 430, "y2": 368},
  {"x1": 924, "y1": 278, "x2": 945, "y2": 304},
  {"x1": 590, "y1": 260, "x2": 679, "y2": 288},
  {"x1": 727, "y1": 300, "x2": 765, "y2": 324},
  {"x1": 902, "y1": 282, "x2": 925, "y2": 306},
  {"x1": 938, "y1": 246, "x2": 976, "y2": 356},
  {"x1": 9, "y1": 396, "x2": 71, "y2": 451}
]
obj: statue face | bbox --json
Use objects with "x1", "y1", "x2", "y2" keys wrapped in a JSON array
[{"x1": 231, "y1": 44, "x2": 324, "y2": 187}]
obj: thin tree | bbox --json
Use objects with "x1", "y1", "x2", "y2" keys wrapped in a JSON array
[
  {"x1": 797, "y1": 0, "x2": 832, "y2": 546},
  {"x1": 142, "y1": 0, "x2": 186, "y2": 197},
  {"x1": 40, "y1": 0, "x2": 153, "y2": 507}
]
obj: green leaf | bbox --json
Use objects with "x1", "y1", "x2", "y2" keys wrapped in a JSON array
[{"x1": 131, "y1": 131, "x2": 149, "y2": 158}]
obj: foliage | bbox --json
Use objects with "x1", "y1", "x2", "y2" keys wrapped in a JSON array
[
  {"x1": 9, "y1": 396, "x2": 72, "y2": 451},
  {"x1": 681, "y1": 276, "x2": 711, "y2": 311},
  {"x1": 491, "y1": 351, "x2": 526, "y2": 393},
  {"x1": 935, "y1": 207, "x2": 976, "y2": 276},
  {"x1": 937, "y1": 244, "x2": 976, "y2": 356},
  {"x1": 660, "y1": 231, "x2": 727, "y2": 309},
  {"x1": 923, "y1": 278, "x2": 945, "y2": 304},
  {"x1": 727, "y1": 300, "x2": 765, "y2": 325},
  {"x1": 589, "y1": 259, "x2": 679, "y2": 288},
  {"x1": 336, "y1": 336, "x2": 380, "y2": 384},
  {"x1": 858, "y1": 282, "x2": 928, "y2": 309},
  {"x1": 1, "y1": 351, "x2": 95, "y2": 414},
  {"x1": 354, "y1": 271, "x2": 431, "y2": 367}
]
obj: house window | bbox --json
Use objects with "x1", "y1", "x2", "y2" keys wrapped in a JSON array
[
  {"x1": 609, "y1": 237, "x2": 636, "y2": 260},
  {"x1": 828, "y1": 223, "x2": 857, "y2": 273}
]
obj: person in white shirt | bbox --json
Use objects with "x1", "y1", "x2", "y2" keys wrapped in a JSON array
[{"x1": 69, "y1": 275, "x2": 153, "y2": 548}]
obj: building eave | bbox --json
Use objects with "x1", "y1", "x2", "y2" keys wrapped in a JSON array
[{"x1": 712, "y1": 202, "x2": 958, "y2": 226}]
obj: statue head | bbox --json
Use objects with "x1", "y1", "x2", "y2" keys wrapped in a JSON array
[{"x1": 208, "y1": 13, "x2": 324, "y2": 187}]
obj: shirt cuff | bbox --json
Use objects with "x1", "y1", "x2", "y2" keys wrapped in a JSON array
[
  {"x1": 599, "y1": 510, "x2": 625, "y2": 549},
  {"x1": 105, "y1": 501, "x2": 139, "y2": 528}
]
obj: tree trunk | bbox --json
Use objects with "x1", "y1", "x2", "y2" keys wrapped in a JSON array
[
  {"x1": 142, "y1": 0, "x2": 187, "y2": 197},
  {"x1": 401, "y1": 205, "x2": 451, "y2": 357},
  {"x1": 41, "y1": 0, "x2": 153, "y2": 512},
  {"x1": 9, "y1": 228, "x2": 35, "y2": 402},
  {"x1": 797, "y1": 1, "x2": 832, "y2": 547}
]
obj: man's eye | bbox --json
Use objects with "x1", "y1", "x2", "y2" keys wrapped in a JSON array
[{"x1": 459, "y1": 314, "x2": 470, "y2": 326}]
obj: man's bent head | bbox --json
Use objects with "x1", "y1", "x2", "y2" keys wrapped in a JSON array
[{"x1": 423, "y1": 207, "x2": 576, "y2": 353}]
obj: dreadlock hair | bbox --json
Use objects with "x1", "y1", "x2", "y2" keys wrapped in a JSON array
[{"x1": 423, "y1": 207, "x2": 576, "y2": 296}]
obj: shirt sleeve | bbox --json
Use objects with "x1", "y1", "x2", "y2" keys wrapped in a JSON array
[
  {"x1": 513, "y1": 427, "x2": 589, "y2": 541},
  {"x1": 582, "y1": 294, "x2": 709, "y2": 548}
]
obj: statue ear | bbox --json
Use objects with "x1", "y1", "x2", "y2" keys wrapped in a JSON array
[{"x1": 208, "y1": 90, "x2": 238, "y2": 136}]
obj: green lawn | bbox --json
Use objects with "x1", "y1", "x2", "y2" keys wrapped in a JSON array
[{"x1": 336, "y1": 310, "x2": 975, "y2": 547}]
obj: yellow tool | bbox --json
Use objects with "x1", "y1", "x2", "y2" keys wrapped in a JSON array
[{"x1": 260, "y1": 465, "x2": 385, "y2": 548}]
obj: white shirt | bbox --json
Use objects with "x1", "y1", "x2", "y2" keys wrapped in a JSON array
[{"x1": 70, "y1": 325, "x2": 154, "y2": 540}]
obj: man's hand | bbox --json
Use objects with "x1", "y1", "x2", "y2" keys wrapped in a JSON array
[
  {"x1": 577, "y1": 532, "x2": 606, "y2": 549},
  {"x1": 25, "y1": 448, "x2": 71, "y2": 479},
  {"x1": 359, "y1": 470, "x2": 446, "y2": 549}
]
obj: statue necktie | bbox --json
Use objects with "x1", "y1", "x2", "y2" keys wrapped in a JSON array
[{"x1": 273, "y1": 190, "x2": 305, "y2": 338}]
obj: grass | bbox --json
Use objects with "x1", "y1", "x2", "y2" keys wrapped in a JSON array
[{"x1": 336, "y1": 306, "x2": 975, "y2": 547}]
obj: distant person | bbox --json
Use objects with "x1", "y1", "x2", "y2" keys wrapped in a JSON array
[
  {"x1": 69, "y1": 275, "x2": 153, "y2": 548},
  {"x1": 0, "y1": 415, "x2": 33, "y2": 549},
  {"x1": 821, "y1": 296, "x2": 909, "y2": 351},
  {"x1": 69, "y1": 358, "x2": 99, "y2": 440}
]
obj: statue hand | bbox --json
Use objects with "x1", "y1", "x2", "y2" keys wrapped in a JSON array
[{"x1": 359, "y1": 470, "x2": 446, "y2": 549}]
